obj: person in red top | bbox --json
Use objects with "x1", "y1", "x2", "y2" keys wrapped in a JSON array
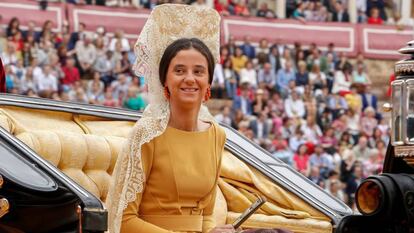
[
  {"x1": 0, "y1": 58, "x2": 5, "y2": 93},
  {"x1": 61, "y1": 57, "x2": 80, "y2": 87},
  {"x1": 367, "y1": 8, "x2": 383, "y2": 25},
  {"x1": 293, "y1": 144, "x2": 310, "y2": 176}
]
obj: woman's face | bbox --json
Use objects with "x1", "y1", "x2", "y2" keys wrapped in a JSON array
[{"x1": 165, "y1": 48, "x2": 210, "y2": 106}]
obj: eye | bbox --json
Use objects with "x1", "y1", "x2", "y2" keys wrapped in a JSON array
[
  {"x1": 175, "y1": 68, "x2": 185, "y2": 74},
  {"x1": 194, "y1": 69, "x2": 206, "y2": 76}
]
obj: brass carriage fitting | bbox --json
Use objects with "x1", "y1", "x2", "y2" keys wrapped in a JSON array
[
  {"x1": 0, "y1": 198, "x2": 10, "y2": 218},
  {"x1": 382, "y1": 103, "x2": 392, "y2": 112},
  {"x1": 0, "y1": 175, "x2": 3, "y2": 188}
]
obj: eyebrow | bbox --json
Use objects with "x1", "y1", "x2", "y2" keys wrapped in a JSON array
[{"x1": 173, "y1": 64, "x2": 207, "y2": 69}]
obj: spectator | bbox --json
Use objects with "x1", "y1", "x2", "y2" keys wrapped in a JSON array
[
  {"x1": 332, "y1": 1, "x2": 350, "y2": 22},
  {"x1": 268, "y1": 45, "x2": 282, "y2": 73},
  {"x1": 289, "y1": 126, "x2": 306, "y2": 152},
  {"x1": 284, "y1": 91, "x2": 305, "y2": 119},
  {"x1": 69, "y1": 22, "x2": 86, "y2": 51},
  {"x1": 249, "y1": 112, "x2": 270, "y2": 142},
  {"x1": 352, "y1": 63, "x2": 371, "y2": 86},
  {"x1": 239, "y1": 60, "x2": 257, "y2": 89},
  {"x1": 367, "y1": 7, "x2": 383, "y2": 25},
  {"x1": 353, "y1": 136, "x2": 371, "y2": 161},
  {"x1": 223, "y1": 59, "x2": 237, "y2": 99},
  {"x1": 20, "y1": 67, "x2": 37, "y2": 94},
  {"x1": 75, "y1": 33, "x2": 97, "y2": 79},
  {"x1": 61, "y1": 57, "x2": 80, "y2": 89},
  {"x1": 326, "y1": 178, "x2": 345, "y2": 202},
  {"x1": 360, "y1": 106, "x2": 378, "y2": 137},
  {"x1": 239, "y1": 36, "x2": 255, "y2": 60},
  {"x1": 36, "y1": 64, "x2": 58, "y2": 98},
  {"x1": 257, "y1": 62, "x2": 276, "y2": 89},
  {"x1": 309, "y1": 144, "x2": 334, "y2": 178},
  {"x1": 273, "y1": 136, "x2": 294, "y2": 165},
  {"x1": 293, "y1": 144, "x2": 310, "y2": 175},
  {"x1": 6, "y1": 17, "x2": 21, "y2": 38},
  {"x1": 111, "y1": 73, "x2": 130, "y2": 99},
  {"x1": 276, "y1": 60, "x2": 295, "y2": 97},
  {"x1": 231, "y1": 47, "x2": 248, "y2": 74},
  {"x1": 293, "y1": 2, "x2": 306, "y2": 22},
  {"x1": 109, "y1": 30, "x2": 130, "y2": 52},
  {"x1": 215, "y1": 105, "x2": 232, "y2": 125},
  {"x1": 356, "y1": 0, "x2": 367, "y2": 23},
  {"x1": 295, "y1": 61, "x2": 309, "y2": 93},
  {"x1": 256, "y1": 2, "x2": 275, "y2": 18},
  {"x1": 367, "y1": 0, "x2": 387, "y2": 21},
  {"x1": 345, "y1": 164, "x2": 363, "y2": 209},
  {"x1": 234, "y1": 0, "x2": 250, "y2": 16},
  {"x1": 301, "y1": 115, "x2": 323, "y2": 144},
  {"x1": 123, "y1": 86, "x2": 146, "y2": 110},
  {"x1": 212, "y1": 63, "x2": 225, "y2": 99},
  {"x1": 232, "y1": 84, "x2": 253, "y2": 115}
]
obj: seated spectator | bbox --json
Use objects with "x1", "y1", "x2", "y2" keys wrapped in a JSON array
[
  {"x1": 240, "y1": 60, "x2": 257, "y2": 89},
  {"x1": 215, "y1": 105, "x2": 232, "y2": 125},
  {"x1": 309, "y1": 145, "x2": 334, "y2": 178},
  {"x1": 102, "y1": 87, "x2": 118, "y2": 107},
  {"x1": 326, "y1": 179, "x2": 345, "y2": 202},
  {"x1": 249, "y1": 112, "x2": 270, "y2": 142},
  {"x1": 212, "y1": 63, "x2": 225, "y2": 99},
  {"x1": 367, "y1": 7, "x2": 383, "y2": 25},
  {"x1": 268, "y1": 45, "x2": 282, "y2": 73},
  {"x1": 293, "y1": 144, "x2": 310, "y2": 175},
  {"x1": 360, "y1": 107, "x2": 378, "y2": 137},
  {"x1": 87, "y1": 81, "x2": 104, "y2": 104},
  {"x1": 352, "y1": 63, "x2": 371, "y2": 89},
  {"x1": 234, "y1": 0, "x2": 250, "y2": 16},
  {"x1": 284, "y1": 91, "x2": 305, "y2": 119},
  {"x1": 252, "y1": 88, "x2": 268, "y2": 116},
  {"x1": 257, "y1": 62, "x2": 275, "y2": 89},
  {"x1": 20, "y1": 67, "x2": 37, "y2": 94},
  {"x1": 308, "y1": 166, "x2": 324, "y2": 186},
  {"x1": 109, "y1": 29, "x2": 130, "y2": 52},
  {"x1": 363, "y1": 148, "x2": 383, "y2": 177},
  {"x1": 231, "y1": 47, "x2": 248, "y2": 75},
  {"x1": 239, "y1": 35, "x2": 255, "y2": 60},
  {"x1": 289, "y1": 126, "x2": 306, "y2": 152},
  {"x1": 332, "y1": 68, "x2": 351, "y2": 95},
  {"x1": 214, "y1": 0, "x2": 231, "y2": 16},
  {"x1": 328, "y1": 93, "x2": 348, "y2": 119},
  {"x1": 2, "y1": 42, "x2": 18, "y2": 66},
  {"x1": 301, "y1": 115, "x2": 323, "y2": 145},
  {"x1": 61, "y1": 57, "x2": 80, "y2": 89},
  {"x1": 353, "y1": 136, "x2": 371, "y2": 161},
  {"x1": 295, "y1": 61, "x2": 309, "y2": 93},
  {"x1": 36, "y1": 64, "x2": 58, "y2": 98},
  {"x1": 123, "y1": 86, "x2": 146, "y2": 111},
  {"x1": 308, "y1": 64, "x2": 327, "y2": 95},
  {"x1": 293, "y1": 2, "x2": 306, "y2": 22},
  {"x1": 345, "y1": 164, "x2": 363, "y2": 209},
  {"x1": 75, "y1": 33, "x2": 97, "y2": 79},
  {"x1": 276, "y1": 60, "x2": 296, "y2": 97},
  {"x1": 346, "y1": 108, "x2": 361, "y2": 141},
  {"x1": 320, "y1": 127, "x2": 337, "y2": 154},
  {"x1": 222, "y1": 59, "x2": 237, "y2": 99},
  {"x1": 332, "y1": 1, "x2": 350, "y2": 22},
  {"x1": 232, "y1": 84, "x2": 253, "y2": 116},
  {"x1": 111, "y1": 73, "x2": 130, "y2": 99},
  {"x1": 345, "y1": 86, "x2": 362, "y2": 113},
  {"x1": 256, "y1": 2, "x2": 275, "y2": 18},
  {"x1": 273, "y1": 136, "x2": 294, "y2": 165}
]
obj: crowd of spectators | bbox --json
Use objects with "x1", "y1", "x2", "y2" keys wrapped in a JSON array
[
  {"x1": 0, "y1": 13, "x2": 389, "y2": 211},
  {"x1": 61, "y1": 0, "x2": 404, "y2": 26},
  {"x1": 0, "y1": 17, "x2": 146, "y2": 111},
  {"x1": 212, "y1": 35, "x2": 388, "y2": 210}
]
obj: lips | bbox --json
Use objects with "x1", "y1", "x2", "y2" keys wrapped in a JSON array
[{"x1": 180, "y1": 88, "x2": 199, "y2": 92}]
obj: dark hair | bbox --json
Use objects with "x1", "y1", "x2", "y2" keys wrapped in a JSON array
[{"x1": 159, "y1": 38, "x2": 215, "y2": 86}]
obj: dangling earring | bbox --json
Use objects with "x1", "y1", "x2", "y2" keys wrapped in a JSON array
[
  {"x1": 164, "y1": 86, "x2": 170, "y2": 100},
  {"x1": 204, "y1": 87, "x2": 211, "y2": 102}
]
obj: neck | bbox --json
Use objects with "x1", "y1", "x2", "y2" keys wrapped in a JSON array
[{"x1": 168, "y1": 102, "x2": 201, "y2": 131}]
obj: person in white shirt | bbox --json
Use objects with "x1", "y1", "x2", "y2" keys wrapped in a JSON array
[
  {"x1": 109, "y1": 30, "x2": 130, "y2": 52},
  {"x1": 75, "y1": 33, "x2": 97, "y2": 77},
  {"x1": 239, "y1": 60, "x2": 257, "y2": 88},
  {"x1": 212, "y1": 63, "x2": 225, "y2": 98},
  {"x1": 36, "y1": 64, "x2": 57, "y2": 98},
  {"x1": 214, "y1": 106, "x2": 232, "y2": 126},
  {"x1": 284, "y1": 91, "x2": 305, "y2": 119}
]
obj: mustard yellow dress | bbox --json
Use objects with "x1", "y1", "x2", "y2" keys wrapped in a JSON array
[{"x1": 121, "y1": 123, "x2": 226, "y2": 233}]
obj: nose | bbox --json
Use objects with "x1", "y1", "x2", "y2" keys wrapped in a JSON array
[{"x1": 183, "y1": 72, "x2": 196, "y2": 84}]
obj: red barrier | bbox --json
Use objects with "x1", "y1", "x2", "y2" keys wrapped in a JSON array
[
  {"x1": 0, "y1": 0, "x2": 65, "y2": 33},
  {"x1": 0, "y1": 0, "x2": 412, "y2": 60}
]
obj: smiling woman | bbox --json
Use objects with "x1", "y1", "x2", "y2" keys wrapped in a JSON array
[{"x1": 105, "y1": 4, "x2": 236, "y2": 233}]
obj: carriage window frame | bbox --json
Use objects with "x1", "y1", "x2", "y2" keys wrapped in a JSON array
[
  {"x1": 392, "y1": 79, "x2": 404, "y2": 146},
  {"x1": 405, "y1": 79, "x2": 414, "y2": 144}
]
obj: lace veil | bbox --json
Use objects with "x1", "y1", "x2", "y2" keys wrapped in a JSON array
[{"x1": 106, "y1": 4, "x2": 221, "y2": 233}]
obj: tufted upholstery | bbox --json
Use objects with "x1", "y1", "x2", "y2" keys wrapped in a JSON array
[{"x1": 0, "y1": 105, "x2": 333, "y2": 233}]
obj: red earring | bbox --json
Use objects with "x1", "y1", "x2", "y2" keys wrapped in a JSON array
[
  {"x1": 164, "y1": 86, "x2": 170, "y2": 100},
  {"x1": 205, "y1": 87, "x2": 211, "y2": 101}
]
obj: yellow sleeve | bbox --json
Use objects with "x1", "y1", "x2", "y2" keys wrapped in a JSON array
[
  {"x1": 120, "y1": 140, "x2": 173, "y2": 233},
  {"x1": 202, "y1": 125, "x2": 227, "y2": 233}
]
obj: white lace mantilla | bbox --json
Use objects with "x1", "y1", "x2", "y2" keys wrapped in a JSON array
[{"x1": 106, "y1": 4, "x2": 220, "y2": 233}]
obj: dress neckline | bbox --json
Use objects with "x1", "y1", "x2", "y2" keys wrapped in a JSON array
[{"x1": 167, "y1": 121, "x2": 213, "y2": 134}]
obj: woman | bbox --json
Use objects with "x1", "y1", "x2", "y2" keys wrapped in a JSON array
[
  {"x1": 107, "y1": 5, "x2": 235, "y2": 233},
  {"x1": 293, "y1": 144, "x2": 310, "y2": 176}
]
